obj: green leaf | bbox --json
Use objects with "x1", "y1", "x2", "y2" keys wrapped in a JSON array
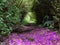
[{"x1": 22, "y1": 12, "x2": 36, "y2": 25}]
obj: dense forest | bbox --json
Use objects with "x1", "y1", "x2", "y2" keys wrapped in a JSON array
[{"x1": 0, "y1": 0, "x2": 60, "y2": 44}]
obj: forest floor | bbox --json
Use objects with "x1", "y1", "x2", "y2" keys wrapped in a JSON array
[{"x1": 0, "y1": 26, "x2": 60, "y2": 45}]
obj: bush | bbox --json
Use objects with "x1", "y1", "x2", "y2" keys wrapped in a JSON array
[
  {"x1": 0, "y1": 0, "x2": 21, "y2": 37},
  {"x1": 0, "y1": 0, "x2": 36, "y2": 38}
]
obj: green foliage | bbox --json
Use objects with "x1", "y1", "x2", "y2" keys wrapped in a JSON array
[
  {"x1": 22, "y1": 12, "x2": 36, "y2": 25},
  {"x1": 0, "y1": 0, "x2": 21, "y2": 37},
  {"x1": 0, "y1": 0, "x2": 60, "y2": 38},
  {"x1": 34, "y1": 0, "x2": 60, "y2": 29},
  {"x1": 50, "y1": 0, "x2": 60, "y2": 29},
  {"x1": 0, "y1": 0, "x2": 7, "y2": 3},
  {"x1": 0, "y1": 0, "x2": 36, "y2": 37}
]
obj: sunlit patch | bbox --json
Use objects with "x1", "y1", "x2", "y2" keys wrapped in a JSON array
[
  {"x1": 56, "y1": 42, "x2": 60, "y2": 45},
  {"x1": 22, "y1": 12, "x2": 36, "y2": 25},
  {"x1": 30, "y1": 43, "x2": 36, "y2": 45},
  {"x1": 19, "y1": 39, "x2": 23, "y2": 42}
]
